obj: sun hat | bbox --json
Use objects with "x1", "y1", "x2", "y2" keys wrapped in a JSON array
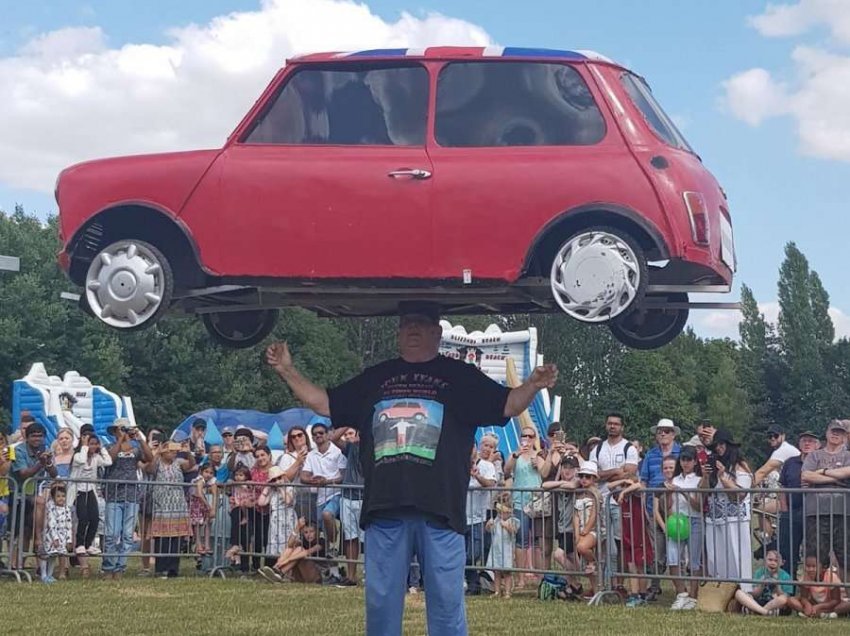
[
  {"x1": 650, "y1": 418, "x2": 681, "y2": 436},
  {"x1": 267, "y1": 466, "x2": 285, "y2": 481},
  {"x1": 578, "y1": 461, "x2": 598, "y2": 477},
  {"x1": 709, "y1": 428, "x2": 740, "y2": 448}
]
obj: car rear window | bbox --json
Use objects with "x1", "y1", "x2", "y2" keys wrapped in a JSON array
[
  {"x1": 620, "y1": 73, "x2": 693, "y2": 152},
  {"x1": 435, "y1": 62, "x2": 606, "y2": 147},
  {"x1": 244, "y1": 64, "x2": 428, "y2": 146}
]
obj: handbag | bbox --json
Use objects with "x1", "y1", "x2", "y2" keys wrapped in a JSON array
[
  {"x1": 697, "y1": 581, "x2": 737, "y2": 613},
  {"x1": 523, "y1": 490, "x2": 552, "y2": 519}
]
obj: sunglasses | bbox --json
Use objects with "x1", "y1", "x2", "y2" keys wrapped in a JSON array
[
  {"x1": 521, "y1": 434, "x2": 535, "y2": 439},
  {"x1": 312, "y1": 430, "x2": 326, "y2": 436},
  {"x1": 578, "y1": 474, "x2": 595, "y2": 479},
  {"x1": 222, "y1": 433, "x2": 234, "y2": 437},
  {"x1": 290, "y1": 432, "x2": 305, "y2": 439},
  {"x1": 768, "y1": 434, "x2": 780, "y2": 439}
]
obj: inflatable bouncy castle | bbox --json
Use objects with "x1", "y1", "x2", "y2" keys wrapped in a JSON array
[
  {"x1": 11, "y1": 363, "x2": 135, "y2": 444},
  {"x1": 439, "y1": 322, "x2": 561, "y2": 459}
]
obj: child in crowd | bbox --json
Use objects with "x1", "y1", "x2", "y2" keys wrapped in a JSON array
[
  {"x1": 190, "y1": 464, "x2": 217, "y2": 555},
  {"x1": 265, "y1": 518, "x2": 327, "y2": 584},
  {"x1": 611, "y1": 474, "x2": 654, "y2": 608},
  {"x1": 543, "y1": 454, "x2": 582, "y2": 598},
  {"x1": 258, "y1": 466, "x2": 296, "y2": 560},
  {"x1": 734, "y1": 549, "x2": 793, "y2": 616},
  {"x1": 40, "y1": 482, "x2": 72, "y2": 583},
  {"x1": 485, "y1": 494, "x2": 520, "y2": 598},
  {"x1": 225, "y1": 465, "x2": 256, "y2": 567},
  {"x1": 574, "y1": 462, "x2": 601, "y2": 599},
  {"x1": 663, "y1": 446, "x2": 703, "y2": 610},
  {"x1": 786, "y1": 554, "x2": 842, "y2": 618}
]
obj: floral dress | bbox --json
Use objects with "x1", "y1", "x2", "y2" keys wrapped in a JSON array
[
  {"x1": 486, "y1": 517, "x2": 519, "y2": 570},
  {"x1": 150, "y1": 460, "x2": 191, "y2": 537},
  {"x1": 42, "y1": 499, "x2": 73, "y2": 555},
  {"x1": 266, "y1": 486, "x2": 297, "y2": 556}
]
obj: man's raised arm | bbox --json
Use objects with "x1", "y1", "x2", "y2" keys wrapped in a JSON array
[
  {"x1": 504, "y1": 364, "x2": 558, "y2": 418},
  {"x1": 266, "y1": 342, "x2": 330, "y2": 416}
]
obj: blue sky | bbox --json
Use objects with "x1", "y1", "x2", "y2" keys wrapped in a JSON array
[{"x1": 1, "y1": 1, "x2": 848, "y2": 338}]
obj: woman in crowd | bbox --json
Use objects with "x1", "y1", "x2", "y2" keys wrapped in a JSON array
[
  {"x1": 52, "y1": 429, "x2": 74, "y2": 479},
  {"x1": 145, "y1": 440, "x2": 194, "y2": 578},
  {"x1": 250, "y1": 444, "x2": 275, "y2": 570},
  {"x1": 505, "y1": 426, "x2": 547, "y2": 581},
  {"x1": 702, "y1": 429, "x2": 754, "y2": 595},
  {"x1": 138, "y1": 427, "x2": 164, "y2": 576},
  {"x1": 70, "y1": 431, "x2": 112, "y2": 576},
  {"x1": 277, "y1": 427, "x2": 312, "y2": 518}
]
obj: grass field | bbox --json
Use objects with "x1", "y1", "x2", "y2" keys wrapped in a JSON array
[{"x1": 3, "y1": 574, "x2": 850, "y2": 636}]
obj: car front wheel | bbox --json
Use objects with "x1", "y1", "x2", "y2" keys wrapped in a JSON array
[
  {"x1": 549, "y1": 226, "x2": 647, "y2": 323},
  {"x1": 608, "y1": 293, "x2": 689, "y2": 350},
  {"x1": 201, "y1": 309, "x2": 279, "y2": 348},
  {"x1": 84, "y1": 239, "x2": 173, "y2": 330}
]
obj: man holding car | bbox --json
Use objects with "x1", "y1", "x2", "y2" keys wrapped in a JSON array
[{"x1": 266, "y1": 300, "x2": 557, "y2": 636}]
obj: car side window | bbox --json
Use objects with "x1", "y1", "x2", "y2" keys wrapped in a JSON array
[
  {"x1": 620, "y1": 72, "x2": 693, "y2": 152},
  {"x1": 244, "y1": 65, "x2": 429, "y2": 146},
  {"x1": 435, "y1": 62, "x2": 606, "y2": 147}
]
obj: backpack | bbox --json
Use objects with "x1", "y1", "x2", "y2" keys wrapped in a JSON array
[{"x1": 537, "y1": 574, "x2": 567, "y2": 601}]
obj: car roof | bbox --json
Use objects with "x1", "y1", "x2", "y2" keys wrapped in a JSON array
[{"x1": 290, "y1": 46, "x2": 625, "y2": 69}]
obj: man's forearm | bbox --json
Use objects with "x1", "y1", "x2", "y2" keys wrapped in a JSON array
[
  {"x1": 504, "y1": 380, "x2": 540, "y2": 418},
  {"x1": 277, "y1": 367, "x2": 330, "y2": 416}
]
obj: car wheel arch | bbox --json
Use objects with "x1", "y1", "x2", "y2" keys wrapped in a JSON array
[
  {"x1": 522, "y1": 203, "x2": 670, "y2": 278},
  {"x1": 67, "y1": 203, "x2": 209, "y2": 289}
]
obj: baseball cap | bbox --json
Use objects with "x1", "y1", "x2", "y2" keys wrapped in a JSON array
[
  {"x1": 710, "y1": 428, "x2": 740, "y2": 447},
  {"x1": 827, "y1": 419, "x2": 849, "y2": 434},
  {"x1": 398, "y1": 300, "x2": 441, "y2": 325},
  {"x1": 220, "y1": 426, "x2": 235, "y2": 436},
  {"x1": 191, "y1": 418, "x2": 207, "y2": 430},
  {"x1": 798, "y1": 430, "x2": 819, "y2": 440},
  {"x1": 766, "y1": 424, "x2": 783, "y2": 436},
  {"x1": 560, "y1": 455, "x2": 580, "y2": 469}
]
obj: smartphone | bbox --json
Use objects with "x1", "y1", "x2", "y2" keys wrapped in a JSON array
[{"x1": 553, "y1": 430, "x2": 565, "y2": 443}]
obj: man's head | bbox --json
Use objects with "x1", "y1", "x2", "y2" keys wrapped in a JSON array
[
  {"x1": 234, "y1": 427, "x2": 254, "y2": 453},
  {"x1": 311, "y1": 423, "x2": 329, "y2": 447},
  {"x1": 797, "y1": 431, "x2": 820, "y2": 456},
  {"x1": 825, "y1": 419, "x2": 849, "y2": 449},
  {"x1": 696, "y1": 418, "x2": 715, "y2": 446},
  {"x1": 191, "y1": 419, "x2": 207, "y2": 436},
  {"x1": 25, "y1": 422, "x2": 46, "y2": 449},
  {"x1": 397, "y1": 301, "x2": 442, "y2": 362},
  {"x1": 208, "y1": 445, "x2": 224, "y2": 464},
  {"x1": 605, "y1": 412, "x2": 625, "y2": 439},
  {"x1": 651, "y1": 418, "x2": 680, "y2": 446},
  {"x1": 19, "y1": 412, "x2": 35, "y2": 433},
  {"x1": 766, "y1": 424, "x2": 785, "y2": 450}
]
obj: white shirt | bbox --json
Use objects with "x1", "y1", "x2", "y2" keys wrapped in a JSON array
[
  {"x1": 769, "y1": 441, "x2": 800, "y2": 464},
  {"x1": 671, "y1": 473, "x2": 701, "y2": 518},
  {"x1": 276, "y1": 452, "x2": 301, "y2": 484},
  {"x1": 595, "y1": 438, "x2": 639, "y2": 500},
  {"x1": 466, "y1": 459, "x2": 497, "y2": 525},
  {"x1": 304, "y1": 443, "x2": 347, "y2": 505}
]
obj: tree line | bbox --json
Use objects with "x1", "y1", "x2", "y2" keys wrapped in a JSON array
[{"x1": 1, "y1": 207, "x2": 847, "y2": 464}]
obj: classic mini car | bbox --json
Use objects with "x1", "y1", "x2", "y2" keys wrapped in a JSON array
[
  {"x1": 377, "y1": 402, "x2": 428, "y2": 423},
  {"x1": 56, "y1": 46, "x2": 736, "y2": 350}
]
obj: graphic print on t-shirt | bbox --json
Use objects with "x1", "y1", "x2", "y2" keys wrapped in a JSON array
[{"x1": 372, "y1": 398, "x2": 444, "y2": 462}]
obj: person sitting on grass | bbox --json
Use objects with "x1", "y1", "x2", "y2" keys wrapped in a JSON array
[
  {"x1": 266, "y1": 517, "x2": 327, "y2": 584},
  {"x1": 786, "y1": 554, "x2": 842, "y2": 618},
  {"x1": 734, "y1": 549, "x2": 793, "y2": 616}
]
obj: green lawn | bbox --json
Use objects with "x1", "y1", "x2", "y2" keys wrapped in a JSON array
[{"x1": 3, "y1": 574, "x2": 849, "y2": 636}]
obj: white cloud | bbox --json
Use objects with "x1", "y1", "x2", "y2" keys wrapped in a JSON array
[
  {"x1": 722, "y1": 1, "x2": 850, "y2": 162},
  {"x1": 0, "y1": 0, "x2": 491, "y2": 192},
  {"x1": 692, "y1": 300, "x2": 850, "y2": 341}
]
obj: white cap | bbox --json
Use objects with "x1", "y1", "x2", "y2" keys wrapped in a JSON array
[{"x1": 578, "y1": 461, "x2": 598, "y2": 477}]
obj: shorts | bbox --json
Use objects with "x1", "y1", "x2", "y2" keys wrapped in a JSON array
[
  {"x1": 340, "y1": 497, "x2": 364, "y2": 543},
  {"x1": 620, "y1": 498, "x2": 653, "y2": 568},
  {"x1": 556, "y1": 531, "x2": 575, "y2": 554},
  {"x1": 666, "y1": 516, "x2": 703, "y2": 571},
  {"x1": 315, "y1": 496, "x2": 341, "y2": 523},
  {"x1": 514, "y1": 509, "x2": 537, "y2": 549}
]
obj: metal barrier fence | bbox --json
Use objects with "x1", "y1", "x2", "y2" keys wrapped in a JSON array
[{"x1": 3, "y1": 474, "x2": 849, "y2": 614}]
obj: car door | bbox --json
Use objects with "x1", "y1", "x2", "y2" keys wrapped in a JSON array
[
  {"x1": 185, "y1": 62, "x2": 434, "y2": 279},
  {"x1": 426, "y1": 60, "x2": 640, "y2": 282}
]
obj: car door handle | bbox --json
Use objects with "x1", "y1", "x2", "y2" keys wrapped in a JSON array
[{"x1": 387, "y1": 168, "x2": 432, "y2": 180}]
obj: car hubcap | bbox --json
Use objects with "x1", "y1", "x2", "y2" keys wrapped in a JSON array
[
  {"x1": 550, "y1": 231, "x2": 639, "y2": 322},
  {"x1": 85, "y1": 241, "x2": 165, "y2": 328}
]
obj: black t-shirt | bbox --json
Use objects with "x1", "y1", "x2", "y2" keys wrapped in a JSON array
[
  {"x1": 328, "y1": 355, "x2": 510, "y2": 534},
  {"x1": 779, "y1": 455, "x2": 804, "y2": 513}
]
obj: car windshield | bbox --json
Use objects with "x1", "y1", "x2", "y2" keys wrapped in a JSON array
[{"x1": 620, "y1": 73, "x2": 693, "y2": 153}]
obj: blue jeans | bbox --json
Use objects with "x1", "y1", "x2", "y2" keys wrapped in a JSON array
[
  {"x1": 365, "y1": 516, "x2": 466, "y2": 636},
  {"x1": 102, "y1": 501, "x2": 139, "y2": 573}
]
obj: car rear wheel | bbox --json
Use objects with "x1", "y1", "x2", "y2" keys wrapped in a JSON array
[
  {"x1": 201, "y1": 309, "x2": 279, "y2": 348},
  {"x1": 84, "y1": 239, "x2": 173, "y2": 330},
  {"x1": 549, "y1": 226, "x2": 647, "y2": 323},
  {"x1": 608, "y1": 293, "x2": 689, "y2": 350}
]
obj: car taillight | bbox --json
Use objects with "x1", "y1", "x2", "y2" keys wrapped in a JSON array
[{"x1": 683, "y1": 191, "x2": 709, "y2": 246}]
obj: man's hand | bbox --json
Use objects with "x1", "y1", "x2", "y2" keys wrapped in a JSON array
[
  {"x1": 529, "y1": 364, "x2": 558, "y2": 389},
  {"x1": 266, "y1": 342, "x2": 294, "y2": 374}
]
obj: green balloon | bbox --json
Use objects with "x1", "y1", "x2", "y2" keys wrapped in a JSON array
[{"x1": 666, "y1": 513, "x2": 690, "y2": 541}]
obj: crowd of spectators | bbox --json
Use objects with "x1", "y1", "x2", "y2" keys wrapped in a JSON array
[{"x1": 1, "y1": 408, "x2": 849, "y2": 619}]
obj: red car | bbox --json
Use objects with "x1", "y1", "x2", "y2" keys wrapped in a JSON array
[
  {"x1": 56, "y1": 46, "x2": 736, "y2": 350},
  {"x1": 378, "y1": 401, "x2": 428, "y2": 423}
]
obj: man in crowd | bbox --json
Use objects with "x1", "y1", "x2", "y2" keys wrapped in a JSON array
[
  {"x1": 10, "y1": 422, "x2": 57, "y2": 567},
  {"x1": 206, "y1": 444, "x2": 229, "y2": 483},
  {"x1": 266, "y1": 300, "x2": 556, "y2": 636},
  {"x1": 190, "y1": 419, "x2": 210, "y2": 456},
  {"x1": 227, "y1": 427, "x2": 256, "y2": 472},
  {"x1": 639, "y1": 418, "x2": 681, "y2": 600},
  {"x1": 103, "y1": 419, "x2": 153, "y2": 579},
  {"x1": 801, "y1": 419, "x2": 850, "y2": 578},
  {"x1": 777, "y1": 430, "x2": 818, "y2": 577},
  {"x1": 332, "y1": 426, "x2": 363, "y2": 585},
  {"x1": 464, "y1": 434, "x2": 498, "y2": 596},
  {"x1": 754, "y1": 424, "x2": 801, "y2": 486},
  {"x1": 594, "y1": 412, "x2": 640, "y2": 595},
  {"x1": 301, "y1": 421, "x2": 347, "y2": 583}
]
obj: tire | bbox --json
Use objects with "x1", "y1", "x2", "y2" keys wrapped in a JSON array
[
  {"x1": 608, "y1": 293, "x2": 689, "y2": 350},
  {"x1": 201, "y1": 309, "x2": 279, "y2": 349},
  {"x1": 84, "y1": 239, "x2": 173, "y2": 331},
  {"x1": 549, "y1": 225, "x2": 647, "y2": 323}
]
